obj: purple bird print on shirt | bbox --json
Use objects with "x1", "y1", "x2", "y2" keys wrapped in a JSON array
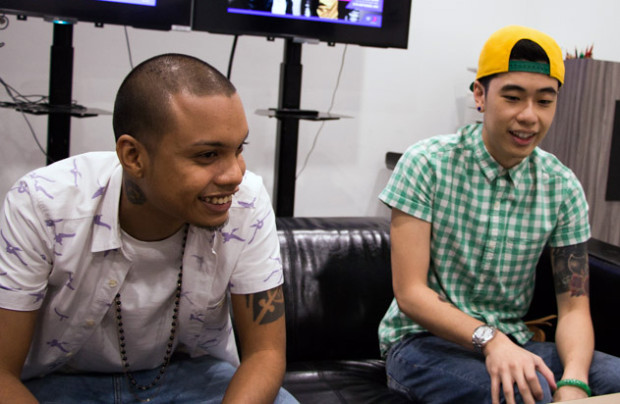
[
  {"x1": 197, "y1": 338, "x2": 220, "y2": 350},
  {"x1": 45, "y1": 219, "x2": 76, "y2": 254},
  {"x1": 70, "y1": 159, "x2": 82, "y2": 187},
  {"x1": 54, "y1": 308, "x2": 69, "y2": 321},
  {"x1": 1, "y1": 230, "x2": 27, "y2": 266},
  {"x1": 30, "y1": 291, "x2": 45, "y2": 304},
  {"x1": 263, "y1": 256, "x2": 283, "y2": 283},
  {"x1": 46, "y1": 339, "x2": 70, "y2": 353},
  {"x1": 91, "y1": 181, "x2": 106, "y2": 199},
  {"x1": 10, "y1": 181, "x2": 29, "y2": 195},
  {"x1": 93, "y1": 215, "x2": 111, "y2": 230},
  {"x1": 45, "y1": 219, "x2": 62, "y2": 228},
  {"x1": 30, "y1": 173, "x2": 55, "y2": 199},
  {"x1": 180, "y1": 291, "x2": 196, "y2": 306},
  {"x1": 190, "y1": 312, "x2": 205, "y2": 323},
  {"x1": 192, "y1": 255, "x2": 205, "y2": 270},
  {"x1": 237, "y1": 197, "x2": 256, "y2": 209},
  {"x1": 247, "y1": 212, "x2": 270, "y2": 245},
  {"x1": 54, "y1": 232, "x2": 76, "y2": 246},
  {"x1": 263, "y1": 269, "x2": 283, "y2": 283},
  {"x1": 65, "y1": 273, "x2": 76, "y2": 290},
  {"x1": 220, "y1": 228, "x2": 245, "y2": 243}
]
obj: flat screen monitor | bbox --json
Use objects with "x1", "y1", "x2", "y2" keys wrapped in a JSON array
[
  {"x1": 0, "y1": 0, "x2": 193, "y2": 30},
  {"x1": 192, "y1": 0, "x2": 412, "y2": 49}
]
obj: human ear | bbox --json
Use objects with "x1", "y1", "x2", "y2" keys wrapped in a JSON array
[
  {"x1": 472, "y1": 80, "x2": 486, "y2": 113},
  {"x1": 116, "y1": 134, "x2": 147, "y2": 178}
]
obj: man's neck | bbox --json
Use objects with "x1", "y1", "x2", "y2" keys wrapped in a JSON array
[{"x1": 118, "y1": 187, "x2": 185, "y2": 242}]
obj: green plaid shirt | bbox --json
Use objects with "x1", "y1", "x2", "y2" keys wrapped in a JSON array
[{"x1": 378, "y1": 123, "x2": 590, "y2": 356}]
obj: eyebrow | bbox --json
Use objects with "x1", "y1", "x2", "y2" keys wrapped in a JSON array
[
  {"x1": 191, "y1": 133, "x2": 249, "y2": 148},
  {"x1": 500, "y1": 84, "x2": 558, "y2": 96}
]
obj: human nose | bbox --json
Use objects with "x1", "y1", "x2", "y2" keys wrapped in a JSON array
[
  {"x1": 216, "y1": 153, "x2": 245, "y2": 186},
  {"x1": 516, "y1": 101, "x2": 537, "y2": 124}
]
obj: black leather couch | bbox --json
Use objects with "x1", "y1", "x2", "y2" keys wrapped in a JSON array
[{"x1": 276, "y1": 216, "x2": 620, "y2": 404}]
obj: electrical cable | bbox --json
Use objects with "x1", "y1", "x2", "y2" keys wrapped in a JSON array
[
  {"x1": 124, "y1": 26, "x2": 134, "y2": 69},
  {"x1": 296, "y1": 44, "x2": 348, "y2": 180},
  {"x1": 0, "y1": 76, "x2": 53, "y2": 162},
  {"x1": 227, "y1": 35, "x2": 239, "y2": 80}
]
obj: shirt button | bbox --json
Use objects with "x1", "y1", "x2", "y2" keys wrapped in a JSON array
[
  {"x1": 84, "y1": 319, "x2": 96, "y2": 328},
  {"x1": 494, "y1": 201, "x2": 500, "y2": 209},
  {"x1": 108, "y1": 279, "x2": 118, "y2": 288}
]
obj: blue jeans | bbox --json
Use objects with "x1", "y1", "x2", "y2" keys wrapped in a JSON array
[
  {"x1": 24, "y1": 354, "x2": 299, "y2": 404},
  {"x1": 386, "y1": 333, "x2": 620, "y2": 404}
]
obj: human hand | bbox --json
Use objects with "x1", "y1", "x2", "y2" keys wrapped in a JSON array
[{"x1": 484, "y1": 333, "x2": 556, "y2": 404}]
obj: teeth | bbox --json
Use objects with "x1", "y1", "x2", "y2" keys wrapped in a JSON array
[
  {"x1": 203, "y1": 195, "x2": 233, "y2": 205},
  {"x1": 512, "y1": 131, "x2": 534, "y2": 139}
]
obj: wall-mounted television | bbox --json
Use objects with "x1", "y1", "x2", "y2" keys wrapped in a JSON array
[
  {"x1": 0, "y1": 0, "x2": 193, "y2": 30},
  {"x1": 192, "y1": 0, "x2": 412, "y2": 49}
]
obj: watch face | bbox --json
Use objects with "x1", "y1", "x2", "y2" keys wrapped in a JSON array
[
  {"x1": 478, "y1": 326, "x2": 494, "y2": 340},
  {"x1": 473, "y1": 325, "x2": 496, "y2": 350}
]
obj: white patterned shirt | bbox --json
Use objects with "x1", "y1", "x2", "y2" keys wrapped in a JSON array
[{"x1": 0, "y1": 152, "x2": 283, "y2": 380}]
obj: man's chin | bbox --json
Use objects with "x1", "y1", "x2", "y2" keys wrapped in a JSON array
[{"x1": 194, "y1": 217, "x2": 229, "y2": 232}]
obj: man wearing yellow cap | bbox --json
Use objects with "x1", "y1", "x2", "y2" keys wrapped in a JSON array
[{"x1": 378, "y1": 25, "x2": 620, "y2": 403}]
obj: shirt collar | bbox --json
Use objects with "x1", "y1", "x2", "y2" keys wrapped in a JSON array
[
  {"x1": 466, "y1": 124, "x2": 532, "y2": 185},
  {"x1": 91, "y1": 164, "x2": 123, "y2": 253}
]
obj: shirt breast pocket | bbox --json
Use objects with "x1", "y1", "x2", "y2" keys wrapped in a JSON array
[{"x1": 191, "y1": 293, "x2": 231, "y2": 351}]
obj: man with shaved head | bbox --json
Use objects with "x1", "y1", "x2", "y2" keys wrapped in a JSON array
[{"x1": 0, "y1": 54, "x2": 298, "y2": 403}]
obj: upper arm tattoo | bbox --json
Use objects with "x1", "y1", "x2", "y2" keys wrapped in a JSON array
[
  {"x1": 551, "y1": 242, "x2": 589, "y2": 297},
  {"x1": 245, "y1": 286, "x2": 285, "y2": 325}
]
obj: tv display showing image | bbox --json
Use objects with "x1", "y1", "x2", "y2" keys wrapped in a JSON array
[
  {"x1": 193, "y1": 0, "x2": 412, "y2": 49},
  {"x1": 0, "y1": 0, "x2": 193, "y2": 30}
]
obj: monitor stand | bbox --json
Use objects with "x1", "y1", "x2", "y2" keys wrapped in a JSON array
[
  {"x1": 46, "y1": 22, "x2": 74, "y2": 165},
  {"x1": 268, "y1": 37, "x2": 343, "y2": 217},
  {"x1": 0, "y1": 21, "x2": 104, "y2": 165}
]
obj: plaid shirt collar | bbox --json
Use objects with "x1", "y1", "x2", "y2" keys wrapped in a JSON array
[{"x1": 467, "y1": 124, "x2": 533, "y2": 187}]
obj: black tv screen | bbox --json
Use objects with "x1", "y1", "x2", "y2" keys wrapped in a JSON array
[
  {"x1": 192, "y1": 0, "x2": 412, "y2": 49},
  {"x1": 0, "y1": 0, "x2": 193, "y2": 30}
]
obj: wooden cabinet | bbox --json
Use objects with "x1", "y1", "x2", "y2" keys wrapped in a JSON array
[{"x1": 541, "y1": 58, "x2": 620, "y2": 246}]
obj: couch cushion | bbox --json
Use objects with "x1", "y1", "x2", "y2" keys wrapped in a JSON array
[
  {"x1": 283, "y1": 360, "x2": 410, "y2": 404},
  {"x1": 276, "y1": 217, "x2": 393, "y2": 362}
]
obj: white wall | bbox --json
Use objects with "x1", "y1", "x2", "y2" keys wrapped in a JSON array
[{"x1": 1, "y1": 0, "x2": 620, "y2": 218}]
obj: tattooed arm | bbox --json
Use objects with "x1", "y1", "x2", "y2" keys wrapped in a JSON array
[
  {"x1": 551, "y1": 242, "x2": 594, "y2": 402},
  {"x1": 226, "y1": 286, "x2": 287, "y2": 403}
]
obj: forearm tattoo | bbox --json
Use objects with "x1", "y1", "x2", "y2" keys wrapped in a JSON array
[
  {"x1": 124, "y1": 179, "x2": 146, "y2": 205},
  {"x1": 551, "y1": 242, "x2": 589, "y2": 297},
  {"x1": 245, "y1": 286, "x2": 285, "y2": 325}
]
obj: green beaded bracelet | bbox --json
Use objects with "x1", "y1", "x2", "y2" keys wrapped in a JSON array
[{"x1": 556, "y1": 378, "x2": 592, "y2": 397}]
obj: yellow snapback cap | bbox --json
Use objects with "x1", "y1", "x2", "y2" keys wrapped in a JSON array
[{"x1": 473, "y1": 25, "x2": 564, "y2": 88}]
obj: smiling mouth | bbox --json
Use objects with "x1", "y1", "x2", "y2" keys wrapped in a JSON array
[
  {"x1": 510, "y1": 130, "x2": 536, "y2": 140},
  {"x1": 200, "y1": 194, "x2": 234, "y2": 205}
]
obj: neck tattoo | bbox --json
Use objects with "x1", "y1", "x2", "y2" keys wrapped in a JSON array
[
  {"x1": 124, "y1": 179, "x2": 147, "y2": 205},
  {"x1": 114, "y1": 224, "x2": 188, "y2": 402}
]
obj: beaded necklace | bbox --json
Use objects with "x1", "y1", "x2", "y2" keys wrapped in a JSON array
[{"x1": 113, "y1": 225, "x2": 188, "y2": 402}]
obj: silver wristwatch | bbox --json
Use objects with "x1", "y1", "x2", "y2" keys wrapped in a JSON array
[{"x1": 472, "y1": 324, "x2": 497, "y2": 353}]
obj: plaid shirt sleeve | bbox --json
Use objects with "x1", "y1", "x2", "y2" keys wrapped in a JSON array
[
  {"x1": 547, "y1": 171, "x2": 591, "y2": 247},
  {"x1": 379, "y1": 141, "x2": 435, "y2": 222}
]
